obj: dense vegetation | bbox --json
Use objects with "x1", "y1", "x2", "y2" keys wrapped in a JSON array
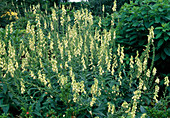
[
  {"x1": 116, "y1": 0, "x2": 170, "y2": 74},
  {"x1": 0, "y1": 0, "x2": 169, "y2": 117}
]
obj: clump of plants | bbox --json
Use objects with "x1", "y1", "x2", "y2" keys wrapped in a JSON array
[
  {"x1": 144, "y1": 99, "x2": 170, "y2": 118},
  {"x1": 0, "y1": 1, "x2": 169, "y2": 117},
  {"x1": 88, "y1": 0, "x2": 134, "y2": 16},
  {"x1": 115, "y1": 0, "x2": 170, "y2": 74}
]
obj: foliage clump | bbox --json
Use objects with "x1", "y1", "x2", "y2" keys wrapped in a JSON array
[{"x1": 115, "y1": 0, "x2": 170, "y2": 74}]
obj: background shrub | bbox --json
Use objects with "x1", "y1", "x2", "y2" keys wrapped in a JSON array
[
  {"x1": 115, "y1": 0, "x2": 170, "y2": 75},
  {"x1": 88, "y1": 0, "x2": 135, "y2": 16}
]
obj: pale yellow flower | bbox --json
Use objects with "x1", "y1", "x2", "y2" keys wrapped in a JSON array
[
  {"x1": 164, "y1": 76, "x2": 169, "y2": 86},
  {"x1": 155, "y1": 78, "x2": 160, "y2": 84},
  {"x1": 122, "y1": 101, "x2": 129, "y2": 108}
]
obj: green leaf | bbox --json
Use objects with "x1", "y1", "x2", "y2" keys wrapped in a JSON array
[
  {"x1": 130, "y1": 35, "x2": 137, "y2": 41},
  {"x1": 142, "y1": 96, "x2": 151, "y2": 105},
  {"x1": 132, "y1": 22, "x2": 139, "y2": 27},
  {"x1": 150, "y1": 21, "x2": 155, "y2": 26},
  {"x1": 138, "y1": 39, "x2": 145, "y2": 46},
  {"x1": 12, "y1": 99, "x2": 20, "y2": 105},
  {"x1": 154, "y1": 53, "x2": 161, "y2": 61},
  {"x1": 161, "y1": 52, "x2": 166, "y2": 60},
  {"x1": 33, "y1": 111, "x2": 42, "y2": 116},
  {"x1": 93, "y1": 106, "x2": 106, "y2": 116},
  {"x1": 157, "y1": 39, "x2": 164, "y2": 47},
  {"x1": 155, "y1": 27, "x2": 163, "y2": 30},
  {"x1": 140, "y1": 106, "x2": 146, "y2": 113},
  {"x1": 158, "y1": 8, "x2": 164, "y2": 12},
  {"x1": 155, "y1": 17, "x2": 160, "y2": 23},
  {"x1": 0, "y1": 99, "x2": 3, "y2": 105},
  {"x1": 2, "y1": 104, "x2": 9, "y2": 114},
  {"x1": 167, "y1": 32, "x2": 170, "y2": 36},
  {"x1": 0, "y1": 93, "x2": 5, "y2": 98},
  {"x1": 165, "y1": 16, "x2": 170, "y2": 20},
  {"x1": 138, "y1": 27, "x2": 145, "y2": 30},
  {"x1": 155, "y1": 31, "x2": 163, "y2": 39},
  {"x1": 126, "y1": 28, "x2": 134, "y2": 32},
  {"x1": 168, "y1": 86, "x2": 170, "y2": 92},
  {"x1": 128, "y1": 15, "x2": 134, "y2": 21},
  {"x1": 33, "y1": 91, "x2": 41, "y2": 98},
  {"x1": 36, "y1": 101, "x2": 41, "y2": 111},
  {"x1": 164, "y1": 36, "x2": 169, "y2": 41},
  {"x1": 144, "y1": 22, "x2": 150, "y2": 28},
  {"x1": 129, "y1": 40, "x2": 137, "y2": 45},
  {"x1": 3, "y1": 84, "x2": 7, "y2": 94},
  {"x1": 141, "y1": 10, "x2": 147, "y2": 15},
  {"x1": 164, "y1": 47, "x2": 170, "y2": 56},
  {"x1": 8, "y1": 92, "x2": 13, "y2": 99},
  {"x1": 27, "y1": 88, "x2": 38, "y2": 94}
]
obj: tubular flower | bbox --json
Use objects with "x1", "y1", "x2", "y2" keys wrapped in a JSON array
[{"x1": 164, "y1": 76, "x2": 169, "y2": 87}]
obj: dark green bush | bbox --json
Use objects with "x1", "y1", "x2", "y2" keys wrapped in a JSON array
[
  {"x1": 88, "y1": 0, "x2": 134, "y2": 16},
  {"x1": 115, "y1": 0, "x2": 170, "y2": 74}
]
